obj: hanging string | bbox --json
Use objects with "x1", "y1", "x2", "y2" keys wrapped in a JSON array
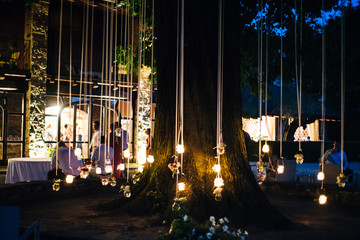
[
  {"x1": 55, "y1": 0, "x2": 64, "y2": 177},
  {"x1": 340, "y1": 5, "x2": 345, "y2": 174},
  {"x1": 279, "y1": 0, "x2": 283, "y2": 159},
  {"x1": 320, "y1": 0, "x2": 326, "y2": 189},
  {"x1": 149, "y1": 0, "x2": 155, "y2": 152},
  {"x1": 68, "y1": 0, "x2": 73, "y2": 174},
  {"x1": 264, "y1": 0, "x2": 270, "y2": 142},
  {"x1": 294, "y1": 0, "x2": 302, "y2": 150},
  {"x1": 257, "y1": 0, "x2": 262, "y2": 162}
]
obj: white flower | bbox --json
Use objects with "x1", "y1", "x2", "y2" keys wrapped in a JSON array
[
  {"x1": 192, "y1": 229, "x2": 196, "y2": 235},
  {"x1": 183, "y1": 214, "x2": 188, "y2": 221},
  {"x1": 206, "y1": 232, "x2": 213, "y2": 239},
  {"x1": 219, "y1": 218, "x2": 224, "y2": 224},
  {"x1": 244, "y1": 230, "x2": 249, "y2": 236},
  {"x1": 224, "y1": 217, "x2": 229, "y2": 223},
  {"x1": 209, "y1": 226, "x2": 215, "y2": 234},
  {"x1": 237, "y1": 229, "x2": 242, "y2": 236},
  {"x1": 209, "y1": 216, "x2": 215, "y2": 222},
  {"x1": 222, "y1": 225, "x2": 228, "y2": 232}
]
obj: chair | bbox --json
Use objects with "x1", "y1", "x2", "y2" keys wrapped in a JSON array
[{"x1": 276, "y1": 159, "x2": 297, "y2": 182}]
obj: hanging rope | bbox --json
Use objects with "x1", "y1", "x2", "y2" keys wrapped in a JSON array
[
  {"x1": 55, "y1": 0, "x2": 64, "y2": 177},
  {"x1": 279, "y1": 0, "x2": 283, "y2": 159},
  {"x1": 320, "y1": 0, "x2": 326, "y2": 190},
  {"x1": 257, "y1": 0, "x2": 263, "y2": 163},
  {"x1": 68, "y1": 0, "x2": 73, "y2": 175},
  {"x1": 340, "y1": 5, "x2": 345, "y2": 174}
]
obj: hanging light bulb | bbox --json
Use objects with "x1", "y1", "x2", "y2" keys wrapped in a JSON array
[
  {"x1": 101, "y1": 177, "x2": 109, "y2": 186},
  {"x1": 212, "y1": 164, "x2": 221, "y2": 173},
  {"x1": 277, "y1": 164, "x2": 285, "y2": 174},
  {"x1": 75, "y1": 148, "x2": 82, "y2": 157},
  {"x1": 118, "y1": 163, "x2": 125, "y2": 171},
  {"x1": 65, "y1": 175, "x2": 74, "y2": 184},
  {"x1": 317, "y1": 171, "x2": 325, "y2": 181},
  {"x1": 95, "y1": 167, "x2": 102, "y2": 174},
  {"x1": 262, "y1": 143, "x2": 270, "y2": 153},
  {"x1": 214, "y1": 177, "x2": 224, "y2": 188},
  {"x1": 147, "y1": 155, "x2": 154, "y2": 163},
  {"x1": 80, "y1": 168, "x2": 89, "y2": 179},
  {"x1": 178, "y1": 182, "x2": 185, "y2": 191},
  {"x1": 294, "y1": 150, "x2": 304, "y2": 164},
  {"x1": 105, "y1": 165, "x2": 113, "y2": 173},
  {"x1": 124, "y1": 149, "x2": 130, "y2": 158},
  {"x1": 318, "y1": 193, "x2": 327, "y2": 205},
  {"x1": 52, "y1": 179, "x2": 61, "y2": 191},
  {"x1": 176, "y1": 144, "x2": 184, "y2": 154},
  {"x1": 124, "y1": 185, "x2": 131, "y2": 198}
]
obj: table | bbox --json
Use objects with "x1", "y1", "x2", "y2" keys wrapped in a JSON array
[{"x1": 5, "y1": 157, "x2": 51, "y2": 184}]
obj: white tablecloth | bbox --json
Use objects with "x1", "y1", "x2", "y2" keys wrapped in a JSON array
[{"x1": 5, "y1": 157, "x2": 51, "y2": 184}]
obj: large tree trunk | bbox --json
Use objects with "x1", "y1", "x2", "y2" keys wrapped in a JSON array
[{"x1": 117, "y1": 0, "x2": 292, "y2": 229}]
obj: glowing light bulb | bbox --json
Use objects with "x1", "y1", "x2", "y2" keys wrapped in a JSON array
[
  {"x1": 80, "y1": 170, "x2": 89, "y2": 179},
  {"x1": 212, "y1": 164, "x2": 221, "y2": 173},
  {"x1": 96, "y1": 167, "x2": 101, "y2": 174},
  {"x1": 318, "y1": 194, "x2": 327, "y2": 205},
  {"x1": 277, "y1": 165, "x2": 284, "y2": 174},
  {"x1": 214, "y1": 177, "x2": 224, "y2": 188},
  {"x1": 65, "y1": 175, "x2": 74, "y2": 184},
  {"x1": 178, "y1": 182, "x2": 185, "y2": 191},
  {"x1": 124, "y1": 149, "x2": 130, "y2": 158},
  {"x1": 262, "y1": 143, "x2": 270, "y2": 153},
  {"x1": 138, "y1": 165, "x2": 144, "y2": 172},
  {"x1": 119, "y1": 163, "x2": 125, "y2": 171},
  {"x1": 105, "y1": 165, "x2": 113, "y2": 173},
  {"x1": 317, "y1": 171, "x2": 325, "y2": 181},
  {"x1": 176, "y1": 144, "x2": 184, "y2": 154},
  {"x1": 147, "y1": 155, "x2": 154, "y2": 163},
  {"x1": 101, "y1": 177, "x2": 109, "y2": 186}
]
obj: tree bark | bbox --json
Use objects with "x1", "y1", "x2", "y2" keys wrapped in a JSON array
[{"x1": 117, "y1": 0, "x2": 292, "y2": 229}]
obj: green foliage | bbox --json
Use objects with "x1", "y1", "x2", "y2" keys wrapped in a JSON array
[
  {"x1": 46, "y1": 145, "x2": 56, "y2": 157},
  {"x1": 25, "y1": 0, "x2": 39, "y2": 11},
  {"x1": 158, "y1": 199, "x2": 248, "y2": 240}
]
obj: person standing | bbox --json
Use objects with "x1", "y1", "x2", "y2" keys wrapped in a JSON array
[
  {"x1": 89, "y1": 121, "x2": 103, "y2": 153},
  {"x1": 110, "y1": 122, "x2": 122, "y2": 178}
]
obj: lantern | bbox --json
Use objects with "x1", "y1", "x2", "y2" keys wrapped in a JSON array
[
  {"x1": 95, "y1": 167, "x2": 102, "y2": 174},
  {"x1": 118, "y1": 163, "x2": 125, "y2": 171},
  {"x1": 115, "y1": 128, "x2": 122, "y2": 137},
  {"x1": 212, "y1": 164, "x2": 221, "y2": 173},
  {"x1": 262, "y1": 143, "x2": 270, "y2": 153},
  {"x1": 147, "y1": 155, "x2": 154, "y2": 163},
  {"x1": 124, "y1": 185, "x2": 131, "y2": 198},
  {"x1": 213, "y1": 187, "x2": 223, "y2": 202},
  {"x1": 336, "y1": 173, "x2": 346, "y2": 188},
  {"x1": 124, "y1": 149, "x2": 130, "y2": 158},
  {"x1": 317, "y1": 171, "x2": 325, "y2": 181},
  {"x1": 176, "y1": 144, "x2": 185, "y2": 154},
  {"x1": 178, "y1": 182, "x2": 185, "y2": 191},
  {"x1": 101, "y1": 177, "x2": 109, "y2": 186},
  {"x1": 294, "y1": 150, "x2": 304, "y2": 164},
  {"x1": 105, "y1": 165, "x2": 113, "y2": 173},
  {"x1": 216, "y1": 142, "x2": 226, "y2": 155},
  {"x1": 52, "y1": 179, "x2": 61, "y2": 191},
  {"x1": 318, "y1": 194, "x2": 327, "y2": 205},
  {"x1": 109, "y1": 177, "x2": 117, "y2": 187},
  {"x1": 65, "y1": 175, "x2": 74, "y2": 184},
  {"x1": 80, "y1": 169, "x2": 89, "y2": 179},
  {"x1": 277, "y1": 164, "x2": 284, "y2": 174},
  {"x1": 85, "y1": 160, "x2": 92, "y2": 169}
]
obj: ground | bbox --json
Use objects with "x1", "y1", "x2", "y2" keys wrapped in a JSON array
[{"x1": 1, "y1": 179, "x2": 357, "y2": 240}]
